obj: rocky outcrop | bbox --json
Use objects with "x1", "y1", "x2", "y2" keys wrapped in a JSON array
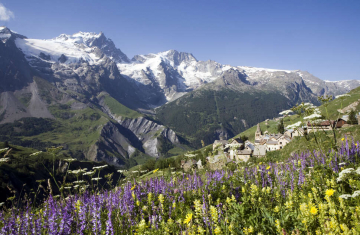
[
  {"x1": 116, "y1": 116, "x2": 179, "y2": 158},
  {"x1": 85, "y1": 122, "x2": 137, "y2": 167}
]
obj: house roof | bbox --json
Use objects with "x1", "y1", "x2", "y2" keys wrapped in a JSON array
[
  {"x1": 308, "y1": 120, "x2": 335, "y2": 127},
  {"x1": 245, "y1": 143, "x2": 255, "y2": 150},
  {"x1": 267, "y1": 141, "x2": 278, "y2": 145},
  {"x1": 253, "y1": 145, "x2": 266, "y2": 156},
  {"x1": 236, "y1": 149, "x2": 252, "y2": 155},
  {"x1": 342, "y1": 115, "x2": 349, "y2": 122}
]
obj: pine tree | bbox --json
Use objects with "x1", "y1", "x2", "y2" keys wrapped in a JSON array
[
  {"x1": 348, "y1": 110, "x2": 357, "y2": 124},
  {"x1": 277, "y1": 119, "x2": 285, "y2": 134}
]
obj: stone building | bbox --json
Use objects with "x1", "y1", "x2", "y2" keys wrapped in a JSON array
[
  {"x1": 181, "y1": 160, "x2": 197, "y2": 172},
  {"x1": 253, "y1": 145, "x2": 267, "y2": 157}
]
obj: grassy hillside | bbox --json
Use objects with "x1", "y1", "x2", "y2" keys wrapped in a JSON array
[
  {"x1": 234, "y1": 86, "x2": 360, "y2": 159},
  {"x1": 156, "y1": 88, "x2": 290, "y2": 148},
  {"x1": 101, "y1": 94, "x2": 142, "y2": 119}
]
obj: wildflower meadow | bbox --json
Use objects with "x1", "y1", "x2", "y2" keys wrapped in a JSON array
[{"x1": 0, "y1": 137, "x2": 359, "y2": 234}]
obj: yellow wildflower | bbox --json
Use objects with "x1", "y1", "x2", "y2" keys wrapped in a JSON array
[
  {"x1": 325, "y1": 189, "x2": 335, "y2": 197},
  {"x1": 158, "y1": 194, "x2": 164, "y2": 204},
  {"x1": 310, "y1": 206, "x2": 318, "y2": 215},
  {"x1": 226, "y1": 197, "x2": 231, "y2": 204},
  {"x1": 274, "y1": 206, "x2": 280, "y2": 213},
  {"x1": 184, "y1": 213, "x2": 193, "y2": 224},
  {"x1": 172, "y1": 201, "x2": 176, "y2": 208},
  {"x1": 198, "y1": 226, "x2": 205, "y2": 234},
  {"x1": 210, "y1": 206, "x2": 218, "y2": 223},
  {"x1": 341, "y1": 138, "x2": 345, "y2": 141},
  {"x1": 75, "y1": 200, "x2": 81, "y2": 213},
  {"x1": 266, "y1": 166, "x2": 271, "y2": 170},
  {"x1": 153, "y1": 168, "x2": 159, "y2": 173},
  {"x1": 214, "y1": 226, "x2": 222, "y2": 234},
  {"x1": 131, "y1": 185, "x2": 136, "y2": 191},
  {"x1": 136, "y1": 200, "x2": 140, "y2": 206}
]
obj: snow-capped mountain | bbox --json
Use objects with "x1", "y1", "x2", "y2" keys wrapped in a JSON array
[
  {"x1": 6, "y1": 27, "x2": 359, "y2": 108},
  {"x1": 15, "y1": 31, "x2": 129, "y2": 66},
  {"x1": 119, "y1": 49, "x2": 360, "y2": 105}
]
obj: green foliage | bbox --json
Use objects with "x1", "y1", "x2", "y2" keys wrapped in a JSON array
[
  {"x1": 0, "y1": 117, "x2": 56, "y2": 136},
  {"x1": 240, "y1": 135, "x2": 249, "y2": 142},
  {"x1": 277, "y1": 118, "x2": 284, "y2": 134},
  {"x1": 156, "y1": 89, "x2": 290, "y2": 148},
  {"x1": 103, "y1": 95, "x2": 142, "y2": 119},
  {"x1": 157, "y1": 135, "x2": 174, "y2": 157},
  {"x1": 348, "y1": 109, "x2": 357, "y2": 124}
]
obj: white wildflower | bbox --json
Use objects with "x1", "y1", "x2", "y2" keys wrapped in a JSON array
[
  {"x1": 337, "y1": 168, "x2": 354, "y2": 182},
  {"x1": 185, "y1": 153, "x2": 197, "y2": 158},
  {"x1": 339, "y1": 194, "x2": 353, "y2": 199},
  {"x1": 0, "y1": 158, "x2": 9, "y2": 162},
  {"x1": 117, "y1": 170, "x2": 125, "y2": 173},
  {"x1": 93, "y1": 165, "x2": 107, "y2": 170},
  {"x1": 69, "y1": 169, "x2": 87, "y2": 174},
  {"x1": 64, "y1": 187, "x2": 72, "y2": 189},
  {"x1": 0, "y1": 148, "x2": 9, "y2": 153},
  {"x1": 0, "y1": 202, "x2": 4, "y2": 206},
  {"x1": 352, "y1": 191, "x2": 360, "y2": 198},
  {"x1": 286, "y1": 121, "x2": 302, "y2": 129},
  {"x1": 339, "y1": 162, "x2": 346, "y2": 166},
  {"x1": 83, "y1": 171, "x2": 95, "y2": 176},
  {"x1": 132, "y1": 171, "x2": 139, "y2": 173},
  {"x1": 72, "y1": 180, "x2": 85, "y2": 184},
  {"x1": 225, "y1": 143, "x2": 242, "y2": 150},
  {"x1": 355, "y1": 167, "x2": 360, "y2": 175},
  {"x1": 64, "y1": 158, "x2": 76, "y2": 162},
  {"x1": 279, "y1": 110, "x2": 292, "y2": 115},
  {"x1": 335, "y1": 94, "x2": 350, "y2": 99},
  {"x1": 304, "y1": 113, "x2": 322, "y2": 120},
  {"x1": 73, "y1": 185, "x2": 79, "y2": 189},
  {"x1": 92, "y1": 177, "x2": 102, "y2": 181},
  {"x1": 30, "y1": 151, "x2": 42, "y2": 156},
  {"x1": 312, "y1": 119, "x2": 326, "y2": 124}
]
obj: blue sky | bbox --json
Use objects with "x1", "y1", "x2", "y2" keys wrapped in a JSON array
[{"x1": 1, "y1": 0, "x2": 359, "y2": 81}]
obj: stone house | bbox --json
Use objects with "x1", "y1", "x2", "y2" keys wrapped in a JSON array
[
  {"x1": 277, "y1": 135, "x2": 291, "y2": 148},
  {"x1": 307, "y1": 120, "x2": 333, "y2": 133},
  {"x1": 336, "y1": 118, "x2": 348, "y2": 128},
  {"x1": 181, "y1": 160, "x2": 197, "y2": 172},
  {"x1": 266, "y1": 141, "x2": 281, "y2": 151},
  {"x1": 207, "y1": 155, "x2": 230, "y2": 171},
  {"x1": 253, "y1": 145, "x2": 267, "y2": 157},
  {"x1": 213, "y1": 140, "x2": 228, "y2": 151},
  {"x1": 233, "y1": 149, "x2": 252, "y2": 162}
]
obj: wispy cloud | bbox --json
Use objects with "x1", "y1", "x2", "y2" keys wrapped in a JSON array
[{"x1": 0, "y1": 3, "x2": 14, "y2": 21}]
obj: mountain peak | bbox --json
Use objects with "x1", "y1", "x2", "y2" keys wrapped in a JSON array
[
  {"x1": 0, "y1": 26, "x2": 26, "y2": 42},
  {"x1": 50, "y1": 31, "x2": 130, "y2": 63}
]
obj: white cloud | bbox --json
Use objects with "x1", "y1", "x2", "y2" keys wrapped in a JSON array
[{"x1": 0, "y1": 3, "x2": 14, "y2": 21}]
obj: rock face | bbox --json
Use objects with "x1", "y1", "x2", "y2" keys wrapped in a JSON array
[
  {"x1": 86, "y1": 122, "x2": 136, "y2": 167},
  {"x1": 116, "y1": 117, "x2": 180, "y2": 158}
]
